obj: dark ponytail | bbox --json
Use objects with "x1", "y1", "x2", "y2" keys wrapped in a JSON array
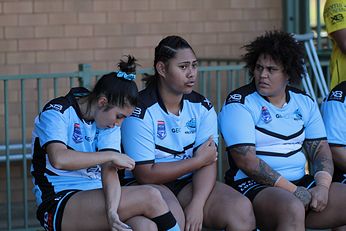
[
  {"x1": 143, "y1": 35, "x2": 195, "y2": 87},
  {"x1": 88, "y1": 55, "x2": 139, "y2": 111}
]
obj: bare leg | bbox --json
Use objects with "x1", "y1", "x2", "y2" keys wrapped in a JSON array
[
  {"x1": 253, "y1": 187, "x2": 305, "y2": 231},
  {"x1": 306, "y1": 183, "x2": 346, "y2": 229},
  {"x1": 61, "y1": 185, "x2": 170, "y2": 231},
  {"x1": 150, "y1": 184, "x2": 185, "y2": 230},
  {"x1": 126, "y1": 216, "x2": 158, "y2": 231},
  {"x1": 178, "y1": 181, "x2": 256, "y2": 231}
]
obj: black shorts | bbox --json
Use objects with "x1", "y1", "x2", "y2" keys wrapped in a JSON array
[
  {"x1": 163, "y1": 176, "x2": 193, "y2": 196},
  {"x1": 229, "y1": 175, "x2": 316, "y2": 201},
  {"x1": 333, "y1": 167, "x2": 346, "y2": 184},
  {"x1": 121, "y1": 176, "x2": 192, "y2": 196},
  {"x1": 36, "y1": 190, "x2": 80, "y2": 231}
]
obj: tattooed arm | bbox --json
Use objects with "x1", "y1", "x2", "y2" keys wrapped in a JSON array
[
  {"x1": 303, "y1": 139, "x2": 334, "y2": 176},
  {"x1": 230, "y1": 145, "x2": 288, "y2": 186},
  {"x1": 303, "y1": 139, "x2": 334, "y2": 212},
  {"x1": 230, "y1": 145, "x2": 312, "y2": 208}
]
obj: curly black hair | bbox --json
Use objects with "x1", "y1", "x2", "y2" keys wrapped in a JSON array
[{"x1": 242, "y1": 30, "x2": 305, "y2": 85}]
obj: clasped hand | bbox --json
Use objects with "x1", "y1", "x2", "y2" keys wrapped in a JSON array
[{"x1": 194, "y1": 136, "x2": 218, "y2": 166}]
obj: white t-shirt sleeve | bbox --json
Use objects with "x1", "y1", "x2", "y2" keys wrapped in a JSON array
[
  {"x1": 195, "y1": 107, "x2": 219, "y2": 147},
  {"x1": 97, "y1": 126, "x2": 121, "y2": 152},
  {"x1": 121, "y1": 114, "x2": 156, "y2": 163},
  {"x1": 35, "y1": 109, "x2": 68, "y2": 147},
  {"x1": 218, "y1": 102, "x2": 256, "y2": 148},
  {"x1": 322, "y1": 100, "x2": 346, "y2": 146}
]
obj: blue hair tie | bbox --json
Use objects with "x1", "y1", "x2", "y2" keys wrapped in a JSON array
[{"x1": 117, "y1": 71, "x2": 136, "y2": 81}]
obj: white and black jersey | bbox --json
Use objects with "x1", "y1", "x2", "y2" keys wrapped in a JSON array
[
  {"x1": 31, "y1": 87, "x2": 121, "y2": 206},
  {"x1": 218, "y1": 82, "x2": 326, "y2": 183},
  {"x1": 121, "y1": 84, "x2": 218, "y2": 180}
]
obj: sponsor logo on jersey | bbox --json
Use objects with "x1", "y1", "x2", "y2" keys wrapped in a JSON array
[
  {"x1": 171, "y1": 127, "x2": 181, "y2": 133},
  {"x1": 86, "y1": 166, "x2": 101, "y2": 179},
  {"x1": 227, "y1": 93, "x2": 242, "y2": 103},
  {"x1": 293, "y1": 108, "x2": 303, "y2": 120},
  {"x1": 85, "y1": 135, "x2": 93, "y2": 142},
  {"x1": 185, "y1": 118, "x2": 196, "y2": 134},
  {"x1": 72, "y1": 123, "x2": 83, "y2": 143},
  {"x1": 329, "y1": 90, "x2": 343, "y2": 102},
  {"x1": 157, "y1": 120, "x2": 167, "y2": 139},
  {"x1": 131, "y1": 107, "x2": 142, "y2": 117},
  {"x1": 46, "y1": 103, "x2": 63, "y2": 111}
]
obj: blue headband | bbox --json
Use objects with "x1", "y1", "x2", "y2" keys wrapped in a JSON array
[{"x1": 117, "y1": 71, "x2": 136, "y2": 81}]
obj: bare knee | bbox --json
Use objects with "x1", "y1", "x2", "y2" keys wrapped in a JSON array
[
  {"x1": 226, "y1": 196, "x2": 256, "y2": 231},
  {"x1": 138, "y1": 185, "x2": 168, "y2": 217}
]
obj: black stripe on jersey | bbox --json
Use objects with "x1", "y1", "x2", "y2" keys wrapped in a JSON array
[
  {"x1": 255, "y1": 126, "x2": 304, "y2": 140},
  {"x1": 225, "y1": 82, "x2": 256, "y2": 105},
  {"x1": 326, "y1": 81, "x2": 346, "y2": 103},
  {"x1": 286, "y1": 86, "x2": 314, "y2": 102},
  {"x1": 31, "y1": 137, "x2": 55, "y2": 202},
  {"x1": 256, "y1": 147, "x2": 303, "y2": 157},
  {"x1": 183, "y1": 91, "x2": 213, "y2": 110},
  {"x1": 136, "y1": 159, "x2": 155, "y2": 165},
  {"x1": 155, "y1": 142, "x2": 195, "y2": 157},
  {"x1": 305, "y1": 137, "x2": 327, "y2": 141},
  {"x1": 42, "y1": 140, "x2": 66, "y2": 149},
  {"x1": 98, "y1": 148, "x2": 120, "y2": 153},
  {"x1": 226, "y1": 143, "x2": 256, "y2": 151}
]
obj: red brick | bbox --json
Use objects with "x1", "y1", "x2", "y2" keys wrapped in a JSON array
[
  {"x1": 35, "y1": 26, "x2": 65, "y2": 38},
  {"x1": 0, "y1": 65, "x2": 19, "y2": 75},
  {"x1": 78, "y1": 37, "x2": 107, "y2": 49},
  {"x1": 94, "y1": 24, "x2": 122, "y2": 36},
  {"x1": 149, "y1": 23, "x2": 177, "y2": 34},
  {"x1": 49, "y1": 13, "x2": 78, "y2": 25},
  {"x1": 48, "y1": 38, "x2": 77, "y2": 50},
  {"x1": 107, "y1": 12, "x2": 136, "y2": 23},
  {"x1": 20, "y1": 64, "x2": 50, "y2": 74},
  {"x1": 64, "y1": 50, "x2": 94, "y2": 62},
  {"x1": 107, "y1": 36, "x2": 135, "y2": 48},
  {"x1": 177, "y1": 22, "x2": 204, "y2": 33},
  {"x1": 230, "y1": 0, "x2": 256, "y2": 8},
  {"x1": 94, "y1": 48, "x2": 123, "y2": 61},
  {"x1": 121, "y1": 0, "x2": 149, "y2": 11},
  {"x1": 0, "y1": 15, "x2": 18, "y2": 26},
  {"x1": 123, "y1": 23, "x2": 150, "y2": 35},
  {"x1": 135, "y1": 11, "x2": 163, "y2": 23},
  {"x1": 203, "y1": 0, "x2": 230, "y2": 9},
  {"x1": 0, "y1": 40, "x2": 17, "y2": 52},
  {"x1": 5, "y1": 27, "x2": 34, "y2": 39},
  {"x1": 93, "y1": 0, "x2": 121, "y2": 12},
  {"x1": 37, "y1": 51, "x2": 65, "y2": 63},
  {"x1": 19, "y1": 39, "x2": 47, "y2": 51},
  {"x1": 7, "y1": 52, "x2": 36, "y2": 64},
  {"x1": 78, "y1": 12, "x2": 106, "y2": 24},
  {"x1": 65, "y1": 25, "x2": 93, "y2": 37},
  {"x1": 149, "y1": 0, "x2": 176, "y2": 10},
  {"x1": 190, "y1": 34, "x2": 217, "y2": 45},
  {"x1": 19, "y1": 14, "x2": 48, "y2": 26},
  {"x1": 63, "y1": 0, "x2": 93, "y2": 12},
  {"x1": 34, "y1": 0, "x2": 63, "y2": 12},
  {"x1": 205, "y1": 22, "x2": 230, "y2": 33},
  {"x1": 4, "y1": 1, "x2": 33, "y2": 13},
  {"x1": 135, "y1": 35, "x2": 163, "y2": 47},
  {"x1": 162, "y1": 11, "x2": 190, "y2": 22}
]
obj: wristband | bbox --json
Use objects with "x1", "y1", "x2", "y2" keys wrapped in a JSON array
[
  {"x1": 274, "y1": 176, "x2": 297, "y2": 193},
  {"x1": 314, "y1": 171, "x2": 332, "y2": 189}
]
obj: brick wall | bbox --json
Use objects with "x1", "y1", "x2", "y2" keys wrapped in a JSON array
[{"x1": 0, "y1": 0, "x2": 282, "y2": 74}]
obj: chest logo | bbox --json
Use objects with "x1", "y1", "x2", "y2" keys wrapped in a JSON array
[
  {"x1": 72, "y1": 123, "x2": 83, "y2": 143},
  {"x1": 157, "y1": 120, "x2": 167, "y2": 139},
  {"x1": 185, "y1": 118, "x2": 196, "y2": 134},
  {"x1": 293, "y1": 108, "x2": 303, "y2": 120},
  {"x1": 261, "y1": 106, "x2": 272, "y2": 123}
]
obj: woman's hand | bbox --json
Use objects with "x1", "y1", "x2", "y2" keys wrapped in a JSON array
[
  {"x1": 109, "y1": 152, "x2": 135, "y2": 170},
  {"x1": 194, "y1": 136, "x2": 218, "y2": 167},
  {"x1": 184, "y1": 201, "x2": 204, "y2": 231},
  {"x1": 107, "y1": 210, "x2": 132, "y2": 231},
  {"x1": 308, "y1": 185, "x2": 329, "y2": 212}
]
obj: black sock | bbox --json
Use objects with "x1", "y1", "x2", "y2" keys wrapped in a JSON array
[{"x1": 151, "y1": 211, "x2": 177, "y2": 231}]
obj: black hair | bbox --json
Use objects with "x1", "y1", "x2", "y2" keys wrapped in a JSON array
[
  {"x1": 242, "y1": 30, "x2": 305, "y2": 85},
  {"x1": 143, "y1": 35, "x2": 195, "y2": 87},
  {"x1": 87, "y1": 55, "x2": 138, "y2": 111}
]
